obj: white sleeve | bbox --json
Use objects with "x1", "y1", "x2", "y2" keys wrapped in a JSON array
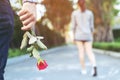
[
  {"x1": 90, "y1": 12, "x2": 94, "y2": 32},
  {"x1": 71, "y1": 12, "x2": 76, "y2": 31}
]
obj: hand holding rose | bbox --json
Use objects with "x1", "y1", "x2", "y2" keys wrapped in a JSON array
[{"x1": 18, "y1": 2, "x2": 37, "y2": 31}]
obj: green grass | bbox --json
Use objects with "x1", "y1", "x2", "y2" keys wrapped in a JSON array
[
  {"x1": 8, "y1": 43, "x2": 65, "y2": 58},
  {"x1": 8, "y1": 49, "x2": 26, "y2": 58},
  {"x1": 93, "y1": 42, "x2": 120, "y2": 52}
]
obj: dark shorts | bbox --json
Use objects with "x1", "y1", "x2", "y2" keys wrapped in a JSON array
[
  {"x1": 0, "y1": 0, "x2": 14, "y2": 80},
  {"x1": 74, "y1": 39, "x2": 92, "y2": 42}
]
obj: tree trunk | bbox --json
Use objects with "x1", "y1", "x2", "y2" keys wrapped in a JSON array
[{"x1": 94, "y1": 25, "x2": 114, "y2": 42}]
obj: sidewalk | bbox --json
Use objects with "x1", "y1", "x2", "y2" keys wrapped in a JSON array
[
  {"x1": 5, "y1": 45, "x2": 120, "y2": 80},
  {"x1": 7, "y1": 45, "x2": 120, "y2": 66},
  {"x1": 93, "y1": 48, "x2": 120, "y2": 58}
]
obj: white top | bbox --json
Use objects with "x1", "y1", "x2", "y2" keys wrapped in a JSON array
[{"x1": 71, "y1": 9, "x2": 94, "y2": 41}]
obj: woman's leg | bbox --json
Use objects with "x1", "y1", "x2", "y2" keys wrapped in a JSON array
[
  {"x1": 75, "y1": 41, "x2": 86, "y2": 74},
  {"x1": 84, "y1": 42, "x2": 96, "y2": 66},
  {"x1": 84, "y1": 41, "x2": 97, "y2": 76}
]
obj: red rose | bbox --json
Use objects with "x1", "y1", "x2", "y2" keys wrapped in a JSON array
[{"x1": 37, "y1": 60, "x2": 48, "y2": 70}]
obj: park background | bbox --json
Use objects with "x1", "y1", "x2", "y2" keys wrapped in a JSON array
[{"x1": 8, "y1": 0, "x2": 120, "y2": 58}]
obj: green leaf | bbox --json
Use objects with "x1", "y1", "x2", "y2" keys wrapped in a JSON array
[
  {"x1": 37, "y1": 40, "x2": 47, "y2": 50},
  {"x1": 27, "y1": 45, "x2": 34, "y2": 52},
  {"x1": 20, "y1": 33, "x2": 28, "y2": 50},
  {"x1": 32, "y1": 48, "x2": 41, "y2": 60}
]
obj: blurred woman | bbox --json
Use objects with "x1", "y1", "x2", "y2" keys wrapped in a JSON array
[{"x1": 71, "y1": 0, "x2": 97, "y2": 76}]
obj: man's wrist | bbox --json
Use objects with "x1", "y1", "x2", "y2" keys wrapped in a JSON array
[{"x1": 23, "y1": 0, "x2": 40, "y2": 4}]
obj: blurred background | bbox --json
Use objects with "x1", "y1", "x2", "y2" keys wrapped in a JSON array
[{"x1": 8, "y1": 0, "x2": 120, "y2": 57}]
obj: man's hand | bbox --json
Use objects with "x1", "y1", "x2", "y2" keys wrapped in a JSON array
[{"x1": 18, "y1": 2, "x2": 36, "y2": 31}]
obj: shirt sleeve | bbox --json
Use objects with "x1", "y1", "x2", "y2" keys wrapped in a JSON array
[
  {"x1": 71, "y1": 11, "x2": 76, "y2": 32},
  {"x1": 90, "y1": 11, "x2": 94, "y2": 32}
]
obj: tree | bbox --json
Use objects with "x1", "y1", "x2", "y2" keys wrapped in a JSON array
[
  {"x1": 87, "y1": 0, "x2": 118, "y2": 42},
  {"x1": 42, "y1": 0, "x2": 73, "y2": 33},
  {"x1": 35, "y1": 0, "x2": 73, "y2": 47}
]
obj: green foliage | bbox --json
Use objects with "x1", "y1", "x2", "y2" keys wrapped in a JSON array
[
  {"x1": 114, "y1": 37, "x2": 120, "y2": 42},
  {"x1": 93, "y1": 42, "x2": 120, "y2": 52},
  {"x1": 18, "y1": 0, "x2": 22, "y2": 6},
  {"x1": 43, "y1": 0, "x2": 73, "y2": 32},
  {"x1": 87, "y1": 0, "x2": 118, "y2": 25},
  {"x1": 87, "y1": 0, "x2": 118, "y2": 42},
  {"x1": 8, "y1": 49, "x2": 26, "y2": 58},
  {"x1": 10, "y1": 14, "x2": 24, "y2": 48},
  {"x1": 113, "y1": 9, "x2": 119, "y2": 16},
  {"x1": 113, "y1": 29, "x2": 120, "y2": 39}
]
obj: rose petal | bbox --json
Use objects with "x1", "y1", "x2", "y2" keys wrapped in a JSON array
[{"x1": 37, "y1": 60, "x2": 48, "y2": 70}]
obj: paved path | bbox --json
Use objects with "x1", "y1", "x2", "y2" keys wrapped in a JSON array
[{"x1": 5, "y1": 45, "x2": 120, "y2": 80}]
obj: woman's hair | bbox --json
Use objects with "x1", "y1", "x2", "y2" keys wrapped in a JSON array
[
  {"x1": 77, "y1": 0, "x2": 85, "y2": 6},
  {"x1": 79, "y1": 0, "x2": 86, "y2": 1},
  {"x1": 77, "y1": 0, "x2": 85, "y2": 3},
  {"x1": 77, "y1": 0, "x2": 86, "y2": 12}
]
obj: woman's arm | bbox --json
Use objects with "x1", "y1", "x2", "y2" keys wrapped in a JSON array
[
  {"x1": 90, "y1": 11, "x2": 94, "y2": 33},
  {"x1": 71, "y1": 11, "x2": 76, "y2": 32}
]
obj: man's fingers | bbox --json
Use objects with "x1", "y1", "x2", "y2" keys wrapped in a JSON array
[
  {"x1": 18, "y1": 2, "x2": 37, "y2": 31},
  {"x1": 21, "y1": 22, "x2": 35, "y2": 31},
  {"x1": 22, "y1": 15, "x2": 35, "y2": 26},
  {"x1": 20, "y1": 12, "x2": 32, "y2": 21},
  {"x1": 18, "y1": 9, "x2": 27, "y2": 16}
]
